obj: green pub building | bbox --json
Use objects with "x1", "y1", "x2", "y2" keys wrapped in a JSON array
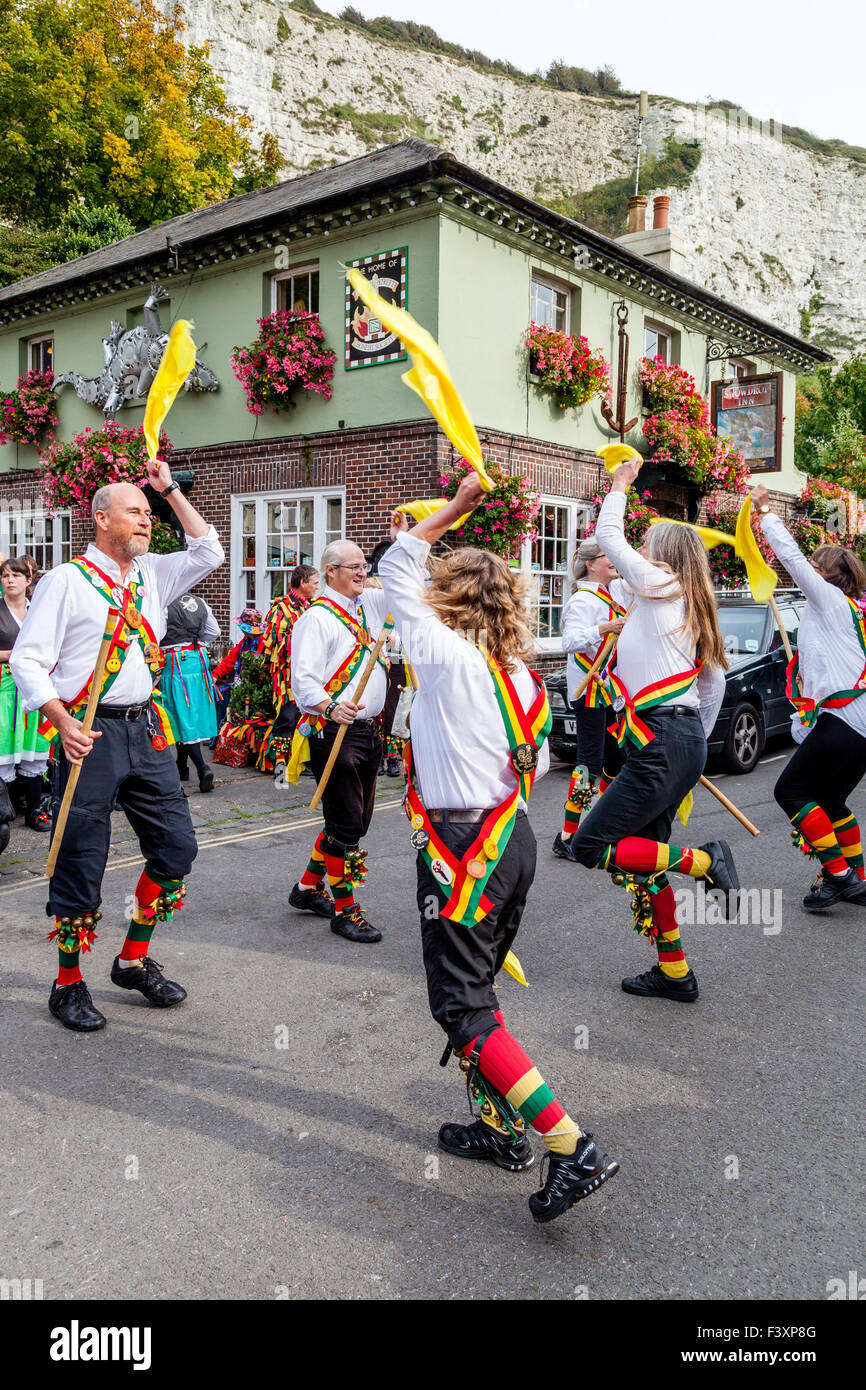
[{"x1": 0, "y1": 139, "x2": 830, "y2": 656}]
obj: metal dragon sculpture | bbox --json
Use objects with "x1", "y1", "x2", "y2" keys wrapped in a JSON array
[{"x1": 55, "y1": 284, "x2": 219, "y2": 418}]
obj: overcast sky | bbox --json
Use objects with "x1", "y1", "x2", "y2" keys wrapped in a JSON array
[{"x1": 317, "y1": 0, "x2": 866, "y2": 147}]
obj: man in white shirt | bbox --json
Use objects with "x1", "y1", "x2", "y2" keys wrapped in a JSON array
[
  {"x1": 287, "y1": 534, "x2": 392, "y2": 942},
  {"x1": 10, "y1": 460, "x2": 224, "y2": 1032}
]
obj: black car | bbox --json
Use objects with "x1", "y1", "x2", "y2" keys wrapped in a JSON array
[{"x1": 545, "y1": 589, "x2": 804, "y2": 775}]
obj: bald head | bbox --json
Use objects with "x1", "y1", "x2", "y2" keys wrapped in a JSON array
[
  {"x1": 92, "y1": 482, "x2": 153, "y2": 562},
  {"x1": 91, "y1": 482, "x2": 148, "y2": 521},
  {"x1": 321, "y1": 538, "x2": 367, "y2": 601}
]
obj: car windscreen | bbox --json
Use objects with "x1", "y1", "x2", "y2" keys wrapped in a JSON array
[{"x1": 717, "y1": 605, "x2": 765, "y2": 656}]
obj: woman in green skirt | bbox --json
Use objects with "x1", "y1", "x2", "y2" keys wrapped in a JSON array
[{"x1": 0, "y1": 556, "x2": 51, "y2": 829}]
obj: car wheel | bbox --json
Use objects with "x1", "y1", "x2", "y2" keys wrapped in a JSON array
[{"x1": 723, "y1": 701, "x2": 765, "y2": 774}]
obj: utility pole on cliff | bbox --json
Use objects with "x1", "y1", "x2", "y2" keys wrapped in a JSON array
[{"x1": 634, "y1": 90, "x2": 649, "y2": 194}]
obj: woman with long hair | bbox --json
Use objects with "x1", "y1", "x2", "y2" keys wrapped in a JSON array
[
  {"x1": 753, "y1": 482, "x2": 866, "y2": 911},
  {"x1": 553, "y1": 536, "x2": 627, "y2": 859},
  {"x1": 380, "y1": 472, "x2": 618, "y2": 1225},
  {"x1": 570, "y1": 457, "x2": 736, "y2": 1002}
]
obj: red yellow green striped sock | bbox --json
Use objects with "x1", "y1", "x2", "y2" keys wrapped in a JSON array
[
  {"x1": 832, "y1": 813, "x2": 865, "y2": 880},
  {"x1": 652, "y1": 881, "x2": 689, "y2": 979},
  {"x1": 120, "y1": 869, "x2": 181, "y2": 962},
  {"x1": 322, "y1": 849, "x2": 355, "y2": 913},
  {"x1": 57, "y1": 934, "x2": 82, "y2": 988},
  {"x1": 791, "y1": 803, "x2": 847, "y2": 875},
  {"x1": 601, "y1": 836, "x2": 711, "y2": 878},
  {"x1": 468, "y1": 1025, "x2": 582, "y2": 1156},
  {"x1": 300, "y1": 832, "x2": 327, "y2": 888},
  {"x1": 562, "y1": 769, "x2": 594, "y2": 837}
]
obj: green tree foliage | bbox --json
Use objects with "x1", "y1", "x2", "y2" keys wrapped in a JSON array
[
  {"x1": 0, "y1": 221, "x2": 59, "y2": 286},
  {"x1": 55, "y1": 201, "x2": 136, "y2": 259},
  {"x1": 553, "y1": 135, "x2": 702, "y2": 237},
  {"x1": 796, "y1": 356, "x2": 866, "y2": 494},
  {"x1": 545, "y1": 61, "x2": 621, "y2": 95},
  {"x1": 0, "y1": 0, "x2": 282, "y2": 233}
]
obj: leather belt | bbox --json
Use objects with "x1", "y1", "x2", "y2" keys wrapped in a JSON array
[
  {"x1": 94, "y1": 701, "x2": 149, "y2": 721},
  {"x1": 429, "y1": 803, "x2": 528, "y2": 825},
  {"x1": 644, "y1": 704, "x2": 699, "y2": 718}
]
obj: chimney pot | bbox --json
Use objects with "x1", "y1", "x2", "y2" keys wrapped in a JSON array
[
  {"x1": 627, "y1": 195, "x2": 648, "y2": 234},
  {"x1": 653, "y1": 195, "x2": 671, "y2": 230}
]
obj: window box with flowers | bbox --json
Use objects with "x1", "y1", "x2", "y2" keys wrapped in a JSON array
[
  {"x1": 440, "y1": 458, "x2": 541, "y2": 559},
  {"x1": 524, "y1": 323, "x2": 610, "y2": 411},
  {"x1": 640, "y1": 356, "x2": 750, "y2": 496},
  {"x1": 0, "y1": 369, "x2": 58, "y2": 449},
  {"x1": 231, "y1": 310, "x2": 337, "y2": 417}
]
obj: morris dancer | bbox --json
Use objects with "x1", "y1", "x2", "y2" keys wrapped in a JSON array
[
  {"x1": 554, "y1": 538, "x2": 626, "y2": 860},
  {"x1": 10, "y1": 469, "x2": 224, "y2": 1032},
  {"x1": 162, "y1": 592, "x2": 220, "y2": 793},
  {"x1": 381, "y1": 476, "x2": 619, "y2": 1224},
  {"x1": 0, "y1": 556, "x2": 51, "y2": 829},
  {"x1": 262, "y1": 564, "x2": 319, "y2": 784},
  {"x1": 287, "y1": 537, "x2": 391, "y2": 942},
  {"x1": 753, "y1": 483, "x2": 866, "y2": 911},
  {"x1": 570, "y1": 457, "x2": 737, "y2": 1002}
]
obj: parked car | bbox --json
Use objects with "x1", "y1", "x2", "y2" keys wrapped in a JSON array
[{"x1": 545, "y1": 589, "x2": 804, "y2": 775}]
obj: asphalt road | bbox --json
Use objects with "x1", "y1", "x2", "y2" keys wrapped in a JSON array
[{"x1": 0, "y1": 742, "x2": 863, "y2": 1302}]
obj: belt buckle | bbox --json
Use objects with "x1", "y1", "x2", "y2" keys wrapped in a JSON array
[{"x1": 125, "y1": 704, "x2": 141, "y2": 722}]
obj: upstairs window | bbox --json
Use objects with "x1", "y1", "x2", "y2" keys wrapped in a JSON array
[
  {"x1": 644, "y1": 322, "x2": 672, "y2": 364},
  {"x1": 28, "y1": 334, "x2": 54, "y2": 373},
  {"x1": 531, "y1": 273, "x2": 571, "y2": 334},
  {"x1": 272, "y1": 264, "x2": 320, "y2": 315}
]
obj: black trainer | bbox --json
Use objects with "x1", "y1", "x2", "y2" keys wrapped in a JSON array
[
  {"x1": 621, "y1": 963, "x2": 699, "y2": 1002},
  {"x1": 289, "y1": 882, "x2": 334, "y2": 918},
  {"x1": 803, "y1": 866, "x2": 866, "y2": 912},
  {"x1": 386, "y1": 756, "x2": 403, "y2": 778},
  {"x1": 528, "y1": 1132, "x2": 619, "y2": 1223},
  {"x1": 331, "y1": 904, "x2": 382, "y2": 943},
  {"x1": 198, "y1": 768, "x2": 215, "y2": 793},
  {"x1": 699, "y1": 839, "x2": 739, "y2": 918},
  {"x1": 110, "y1": 956, "x2": 187, "y2": 1007},
  {"x1": 438, "y1": 1117, "x2": 534, "y2": 1172},
  {"x1": 552, "y1": 831, "x2": 580, "y2": 862},
  {"x1": 48, "y1": 980, "x2": 106, "y2": 1032}
]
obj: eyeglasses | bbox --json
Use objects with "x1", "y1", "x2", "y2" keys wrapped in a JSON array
[{"x1": 334, "y1": 564, "x2": 368, "y2": 575}]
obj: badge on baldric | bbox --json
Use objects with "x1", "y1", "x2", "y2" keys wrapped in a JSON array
[
  {"x1": 125, "y1": 607, "x2": 143, "y2": 631},
  {"x1": 613, "y1": 694, "x2": 626, "y2": 713},
  {"x1": 510, "y1": 742, "x2": 538, "y2": 775},
  {"x1": 410, "y1": 828, "x2": 430, "y2": 850},
  {"x1": 430, "y1": 857, "x2": 453, "y2": 887}
]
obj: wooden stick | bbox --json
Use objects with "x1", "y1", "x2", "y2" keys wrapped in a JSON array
[
  {"x1": 406, "y1": 660, "x2": 420, "y2": 692},
  {"x1": 573, "y1": 602, "x2": 635, "y2": 701},
  {"x1": 309, "y1": 624, "x2": 391, "y2": 811},
  {"x1": 46, "y1": 612, "x2": 116, "y2": 879},
  {"x1": 698, "y1": 774, "x2": 760, "y2": 837},
  {"x1": 767, "y1": 592, "x2": 794, "y2": 665}
]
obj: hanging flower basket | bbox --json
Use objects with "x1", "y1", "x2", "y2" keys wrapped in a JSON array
[
  {"x1": 0, "y1": 370, "x2": 58, "y2": 448},
  {"x1": 440, "y1": 458, "x2": 541, "y2": 559},
  {"x1": 38, "y1": 422, "x2": 172, "y2": 518},
  {"x1": 524, "y1": 322, "x2": 610, "y2": 410},
  {"x1": 231, "y1": 310, "x2": 337, "y2": 417},
  {"x1": 703, "y1": 492, "x2": 776, "y2": 588},
  {"x1": 639, "y1": 355, "x2": 750, "y2": 495},
  {"x1": 586, "y1": 478, "x2": 661, "y2": 548}
]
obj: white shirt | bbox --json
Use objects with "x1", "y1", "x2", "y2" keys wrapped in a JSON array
[
  {"x1": 290, "y1": 583, "x2": 389, "y2": 719},
  {"x1": 761, "y1": 513, "x2": 866, "y2": 742},
  {"x1": 595, "y1": 491, "x2": 725, "y2": 735},
  {"x1": 10, "y1": 529, "x2": 225, "y2": 713},
  {"x1": 379, "y1": 530, "x2": 550, "y2": 810},
  {"x1": 560, "y1": 578, "x2": 629, "y2": 703}
]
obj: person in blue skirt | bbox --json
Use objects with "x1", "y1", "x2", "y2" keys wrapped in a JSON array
[{"x1": 161, "y1": 593, "x2": 220, "y2": 793}]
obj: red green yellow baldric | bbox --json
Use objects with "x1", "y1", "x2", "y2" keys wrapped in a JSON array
[
  {"x1": 787, "y1": 596, "x2": 866, "y2": 727},
  {"x1": 571, "y1": 585, "x2": 627, "y2": 709},
  {"x1": 405, "y1": 653, "x2": 552, "y2": 927},
  {"x1": 607, "y1": 663, "x2": 702, "y2": 749},
  {"x1": 286, "y1": 596, "x2": 390, "y2": 781},
  {"x1": 38, "y1": 557, "x2": 173, "y2": 745}
]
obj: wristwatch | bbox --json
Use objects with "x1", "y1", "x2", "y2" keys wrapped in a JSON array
[
  {"x1": 325, "y1": 701, "x2": 337, "y2": 720},
  {"x1": 759, "y1": 504, "x2": 770, "y2": 514},
  {"x1": 160, "y1": 481, "x2": 181, "y2": 498}
]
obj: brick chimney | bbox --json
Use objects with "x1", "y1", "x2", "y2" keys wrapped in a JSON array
[{"x1": 616, "y1": 193, "x2": 686, "y2": 276}]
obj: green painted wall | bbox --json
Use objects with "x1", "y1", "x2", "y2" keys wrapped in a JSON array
[{"x1": 0, "y1": 201, "x2": 802, "y2": 492}]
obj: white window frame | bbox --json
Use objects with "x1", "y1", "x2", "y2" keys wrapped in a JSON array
[
  {"x1": 0, "y1": 505, "x2": 71, "y2": 571},
  {"x1": 230, "y1": 487, "x2": 345, "y2": 638},
  {"x1": 644, "y1": 321, "x2": 673, "y2": 364},
  {"x1": 726, "y1": 357, "x2": 757, "y2": 379},
  {"x1": 517, "y1": 496, "x2": 592, "y2": 652},
  {"x1": 270, "y1": 262, "x2": 320, "y2": 315},
  {"x1": 530, "y1": 271, "x2": 572, "y2": 335},
  {"x1": 27, "y1": 333, "x2": 54, "y2": 374}
]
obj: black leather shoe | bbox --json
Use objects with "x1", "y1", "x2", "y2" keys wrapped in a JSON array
[
  {"x1": 438, "y1": 1117, "x2": 534, "y2": 1172},
  {"x1": 289, "y1": 882, "x2": 334, "y2": 918},
  {"x1": 49, "y1": 980, "x2": 106, "y2": 1032},
  {"x1": 386, "y1": 756, "x2": 402, "y2": 778},
  {"x1": 700, "y1": 839, "x2": 739, "y2": 918},
  {"x1": 110, "y1": 955, "x2": 187, "y2": 1007},
  {"x1": 25, "y1": 809, "x2": 52, "y2": 831},
  {"x1": 529, "y1": 1132, "x2": 619, "y2": 1223},
  {"x1": 552, "y1": 831, "x2": 580, "y2": 861},
  {"x1": 621, "y1": 963, "x2": 699, "y2": 1001},
  {"x1": 198, "y1": 768, "x2": 215, "y2": 793},
  {"x1": 331, "y1": 904, "x2": 382, "y2": 942},
  {"x1": 803, "y1": 867, "x2": 866, "y2": 912},
  {"x1": 377, "y1": 758, "x2": 386, "y2": 777}
]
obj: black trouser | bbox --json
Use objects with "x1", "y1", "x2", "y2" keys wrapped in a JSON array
[
  {"x1": 571, "y1": 701, "x2": 623, "y2": 782},
  {"x1": 270, "y1": 700, "x2": 300, "y2": 741},
  {"x1": 417, "y1": 812, "x2": 536, "y2": 1051},
  {"x1": 774, "y1": 713, "x2": 866, "y2": 821},
  {"x1": 307, "y1": 720, "x2": 382, "y2": 850},
  {"x1": 571, "y1": 708, "x2": 707, "y2": 867},
  {"x1": 381, "y1": 663, "x2": 404, "y2": 739},
  {"x1": 48, "y1": 714, "x2": 198, "y2": 917}
]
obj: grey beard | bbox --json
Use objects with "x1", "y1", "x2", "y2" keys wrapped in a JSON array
[{"x1": 116, "y1": 535, "x2": 150, "y2": 559}]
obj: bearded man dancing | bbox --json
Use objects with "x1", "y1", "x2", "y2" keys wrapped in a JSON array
[
  {"x1": 287, "y1": 533, "x2": 394, "y2": 942},
  {"x1": 10, "y1": 461, "x2": 224, "y2": 1032}
]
